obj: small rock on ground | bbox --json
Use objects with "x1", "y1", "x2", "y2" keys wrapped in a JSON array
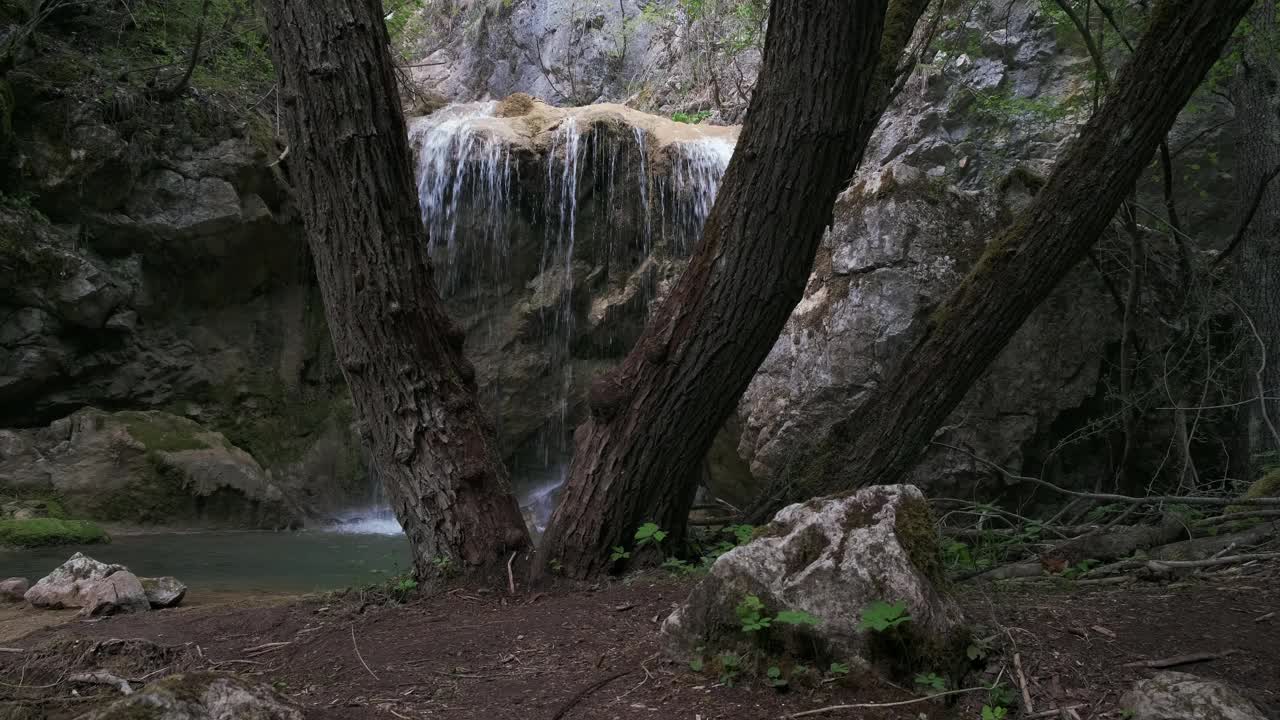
[
  {"x1": 141, "y1": 576, "x2": 187, "y2": 609},
  {"x1": 0, "y1": 577, "x2": 29, "y2": 603},
  {"x1": 1121, "y1": 671, "x2": 1268, "y2": 720},
  {"x1": 74, "y1": 672, "x2": 303, "y2": 720}
]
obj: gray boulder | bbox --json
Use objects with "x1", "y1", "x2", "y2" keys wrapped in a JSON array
[
  {"x1": 1121, "y1": 672, "x2": 1267, "y2": 720},
  {"x1": 141, "y1": 576, "x2": 187, "y2": 609},
  {"x1": 74, "y1": 672, "x2": 303, "y2": 720},
  {"x1": 661, "y1": 485, "x2": 966, "y2": 673},
  {"x1": 0, "y1": 577, "x2": 29, "y2": 602},
  {"x1": 25, "y1": 552, "x2": 127, "y2": 609},
  {"x1": 80, "y1": 570, "x2": 151, "y2": 617}
]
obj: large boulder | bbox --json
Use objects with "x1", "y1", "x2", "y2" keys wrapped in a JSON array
[
  {"x1": 1121, "y1": 672, "x2": 1268, "y2": 720},
  {"x1": 661, "y1": 485, "x2": 967, "y2": 676},
  {"x1": 141, "y1": 576, "x2": 187, "y2": 609},
  {"x1": 74, "y1": 672, "x2": 303, "y2": 720},
  {"x1": 80, "y1": 570, "x2": 150, "y2": 617},
  {"x1": 0, "y1": 577, "x2": 28, "y2": 602},
  {"x1": 24, "y1": 552, "x2": 127, "y2": 609}
]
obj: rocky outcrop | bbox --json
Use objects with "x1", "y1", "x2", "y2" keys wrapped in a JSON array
[
  {"x1": 74, "y1": 672, "x2": 303, "y2": 720},
  {"x1": 1121, "y1": 672, "x2": 1268, "y2": 720},
  {"x1": 24, "y1": 552, "x2": 125, "y2": 609},
  {"x1": 0, "y1": 408, "x2": 298, "y2": 528},
  {"x1": 661, "y1": 485, "x2": 966, "y2": 676},
  {"x1": 24, "y1": 553, "x2": 187, "y2": 614}
]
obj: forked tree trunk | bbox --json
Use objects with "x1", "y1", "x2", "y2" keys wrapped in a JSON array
[
  {"x1": 785, "y1": 0, "x2": 1255, "y2": 504},
  {"x1": 1231, "y1": 1, "x2": 1280, "y2": 480},
  {"x1": 539, "y1": 0, "x2": 910, "y2": 579},
  {"x1": 261, "y1": 0, "x2": 530, "y2": 579}
]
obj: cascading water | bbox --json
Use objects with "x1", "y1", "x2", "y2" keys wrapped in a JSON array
[{"x1": 341, "y1": 105, "x2": 736, "y2": 536}]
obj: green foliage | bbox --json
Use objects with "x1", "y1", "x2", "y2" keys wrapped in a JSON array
[
  {"x1": 828, "y1": 661, "x2": 850, "y2": 677},
  {"x1": 725, "y1": 524, "x2": 755, "y2": 546},
  {"x1": 982, "y1": 705, "x2": 1008, "y2": 720},
  {"x1": 689, "y1": 656, "x2": 705, "y2": 672},
  {"x1": 661, "y1": 557, "x2": 697, "y2": 575},
  {"x1": 988, "y1": 682, "x2": 1017, "y2": 708},
  {"x1": 858, "y1": 600, "x2": 912, "y2": 632},
  {"x1": 0, "y1": 518, "x2": 110, "y2": 548},
  {"x1": 548, "y1": 558, "x2": 563, "y2": 574},
  {"x1": 388, "y1": 573, "x2": 418, "y2": 602},
  {"x1": 915, "y1": 672, "x2": 947, "y2": 691},
  {"x1": 634, "y1": 522, "x2": 667, "y2": 547},
  {"x1": 736, "y1": 594, "x2": 771, "y2": 632},
  {"x1": 609, "y1": 546, "x2": 631, "y2": 562},
  {"x1": 967, "y1": 635, "x2": 993, "y2": 661},
  {"x1": 766, "y1": 665, "x2": 787, "y2": 688},
  {"x1": 124, "y1": 0, "x2": 275, "y2": 96},
  {"x1": 671, "y1": 110, "x2": 712, "y2": 124},
  {"x1": 1060, "y1": 558, "x2": 1100, "y2": 579},
  {"x1": 718, "y1": 652, "x2": 741, "y2": 686},
  {"x1": 120, "y1": 412, "x2": 214, "y2": 453}
]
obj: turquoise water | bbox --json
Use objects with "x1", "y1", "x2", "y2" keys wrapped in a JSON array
[{"x1": 0, "y1": 530, "x2": 413, "y2": 594}]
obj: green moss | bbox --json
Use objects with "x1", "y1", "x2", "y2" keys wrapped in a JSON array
[
  {"x1": 0, "y1": 518, "x2": 110, "y2": 547},
  {"x1": 1228, "y1": 467, "x2": 1280, "y2": 514},
  {"x1": 893, "y1": 495, "x2": 947, "y2": 587},
  {"x1": 118, "y1": 411, "x2": 214, "y2": 452}
]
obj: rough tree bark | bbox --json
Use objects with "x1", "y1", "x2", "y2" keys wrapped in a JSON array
[
  {"x1": 539, "y1": 0, "x2": 934, "y2": 579},
  {"x1": 777, "y1": 0, "x2": 1255, "y2": 507},
  {"x1": 261, "y1": 0, "x2": 530, "y2": 579},
  {"x1": 1231, "y1": 0, "x2": 1280, "y2": 480}
]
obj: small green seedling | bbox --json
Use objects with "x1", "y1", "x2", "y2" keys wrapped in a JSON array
[
  {"x1": 767, "y1": 665, "x2": 787, "y2": 688},
  {"x1": 982, "y1": 705, "x2": 1008, "y2": 720},
  {"x1": 719, "y1": 652, "x2": 741, "y2": 686},
  {"x1": 689, "y1": 657, "x2": 705, "y2": 672},
  {"x1": 858, "y1": 600, "x2": 912, "y2": 632},
  {"x1": 634, "y1": 522, "x2": 668, "y2": 547},
  {"x1": 828, "y1": 661, "x2": 850, "y2": 677},
  {"x1": 548, "y1": 558, "x2": 563, "y2": 574},
  {"x1": 914, "y1": 672, "x2": 947, "y2": 691},
  {"x1": 736, "y1": 594, "x2": 771, "y2": 632},
  {"x1": 431, "y1": 556, "x2": 457, "y2": 577},
  {"x1": 774, "y1": 609, "x2": 821, "y2": 627},
  {"x1": 661, "y1": 557, "x2": 695, "y2": 575},
  {"x1": 609, "y1": 546, "x2": 631, "y2": 562}
]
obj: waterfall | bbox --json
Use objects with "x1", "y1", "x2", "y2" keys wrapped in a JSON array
[{"x1": 340, "y1": 105, "x2": 736, "y2": 536}]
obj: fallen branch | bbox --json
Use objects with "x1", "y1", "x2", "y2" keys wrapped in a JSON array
[
  {"x1": 550, "y1": 670, "x2": 630, "y2": 720},
  {"x1": 351, "y1": 626, "x2": 378, "y2": 681},
  {"x1": 69, "y1": 671, "x2": 133, "y2": 695},
  {"x1": 1014, "y1": 653, "x2": 1033, "y2": 714},
  {"x1": 1026, "y1": 706, "x2": 1088, "y2": 719},
  {"x1": 507, "y1": 551, "x2": 517, "y2": 596},
  {"x1": 784, "y1": 670, "x2": 1005, "y2": 718},
  {"x1": 1146, "y1": 552, "x2": 1280, "y2": 570},
  {"x1": 1122, "y1": 649, "x2": 1240, "y2": 668}
]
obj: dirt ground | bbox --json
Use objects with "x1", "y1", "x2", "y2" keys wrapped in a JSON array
[{"x1": 2, "y1": 571, "x2": 1277, "y2": 720}]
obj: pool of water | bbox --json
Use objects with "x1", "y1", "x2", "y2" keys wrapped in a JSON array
[{"x1": 0, "y1": 529, "x2": 413, "y2": 594}]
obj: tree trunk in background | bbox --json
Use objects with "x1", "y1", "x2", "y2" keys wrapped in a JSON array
[
  {"x1": 539, "y1": 0, "x2": 905, "y2": 580},
  {"x1": 775, "y1": 0, "x2": 1254, "y2": 508},
  {"x1": 261, "y1": 0, "x2": 529, "y2": 579},
  {"x1": 1232, "y1": 1, "x2": 1280, "y2": 481}
]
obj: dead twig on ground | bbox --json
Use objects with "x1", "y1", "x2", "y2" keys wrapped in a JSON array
[
  {"x1": 351, "y1": 626, "x2": 378, "y2": 681},
  {"x1": 1025, "y1": 706, "x2": 1088, "y2": 719},
  {"x1": 1014, "y1": 652, "x2": 1033, "y2": 714},
  {"x1": 507, "y1": 551, "x2": 517, "y2": 596},
  {"x1": 784, "y1": 670, "x2": 1006, "y2": 718},
  {"x1": 69, "y1": 671, "x2": 133, "y2": 695},
  {"x1": 1122, "y1": 649, "x2": 1241, "y2": 668},
  {"x1": 1147, "y1": 552, "x2": 1280, "y2": 571},
  {"x1": 550, "y1": 670, "x2": 631, "y2": 720}
]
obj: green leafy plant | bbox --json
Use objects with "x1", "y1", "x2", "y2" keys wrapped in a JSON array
[
  {"x1": 661, "y1": 557, "x2": 696, "y2": 575},
  {"x1": 689, "y1": 657, "x2": 705, "y2": 672},
  {"x1": 982, "y1": 705, "x2": 1008, "y2": 720},
  {"x1": 915, "y1": 672, "x2": 947, "y2": 691},
  {"x1": 967, "y1": 635, "x2": 993, "y2": 661},
  {"x1": 828, "y1": 661, "x2": 850, "y2": 677},
  {"x1": 610, "y1": 546, "x2": 631, "y2": 562},
  {"x1": 766, "y1": 665, "x2": 787, "y2": 688},
  {"x1": 718, "y1": 652, "x2": 741, "y2": 686},
  {"x1": 858, "y1": 600, "x2": 912, "y2": 632},
  {"x1": 548, "y1": 558, "x2": 563, "y2": 574},
  {"x1": 773, "y1": 609, "x2": 821, "y2": 627},
  {"x1": 671, "y1": 110, "x2": 712, "y2": 124},
  {"x1": 725, "y1": 524, "x2": 755, "y2": 546},
  {"x1": 634, "y1": 522, "x2": 668, "y2": 548},
  {"x1": 736, "y1": 594, "x2": 771, "y2": 632},
  {"x1": 988, "y1": 683, "x2": 1017, "y2": 708},
  {"x1": 431, "y1": 555, "x2": 457, "y2": 577},
  {"x1": 1061, "y1": 558, "x2": 1100, "y2": 579}
]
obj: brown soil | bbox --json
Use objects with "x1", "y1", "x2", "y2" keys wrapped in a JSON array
[{"x1": 2, "y1": 571, "x2": 1277, "y2": 720}]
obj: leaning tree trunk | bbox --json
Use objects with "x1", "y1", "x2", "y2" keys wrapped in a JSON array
[
  {"x1": 539, "y1": 0, "x2": 919, "y2": 579},
  {"x1": 261, "y1": 0, "x2": 530, "y2": 579},
  {"x1": 1231, "y1": 1, "x2": 1280, "y2": 481},
  {"x1": 784, "y1": 0, "x2": 1255, "y2": 504}
]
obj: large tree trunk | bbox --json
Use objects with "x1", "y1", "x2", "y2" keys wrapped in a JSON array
[
  {"x1": 780, "y1": 0, "x2": 1254, "y2": 505},
  {"x1": 261, "y1": 0, "x2": 530, "y2": 579},
  {"x1": 1231, "y1": 1, "x2": 1280, "y2": 481},
  {"x1": 539, "y1": 0, "x2": 921, "y2": 579}
]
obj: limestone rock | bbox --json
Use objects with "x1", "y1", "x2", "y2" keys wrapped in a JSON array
[
  {"x1": 24, "y1": 552, "x2": 127, "y2": 609},
  {"x1": 0, "y1": 408, "x2": 299, "y2": 528},
  {"x1": 661, "y1": 485, "x2": 966, "y2": 673},
  {"x1": 141, "y1": 576, "x2": 187, "y2": 609},
  {"x1": 80, "y1": 570, "x2": 150, "y2": 617},
  {"x1": 1121, "y1": 672, "x2": 1267, "y2": 720},
  {"x1": 0, "y1": 577, "x2": 29, "y2": 602},
  {"x1": 74, "y1": 672, "x2": 303, "y2": 720}
]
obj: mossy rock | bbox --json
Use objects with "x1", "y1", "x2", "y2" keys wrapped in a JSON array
[
  {"x1": 1227, "y1": 467, "x2": 1280, "y2": 514},
  {"x1": 0, "y1": 518, "x2": 110, "y2": 548},
  {"x1": 117, "y1": 411, "x2": 222, "y2": 453}
]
